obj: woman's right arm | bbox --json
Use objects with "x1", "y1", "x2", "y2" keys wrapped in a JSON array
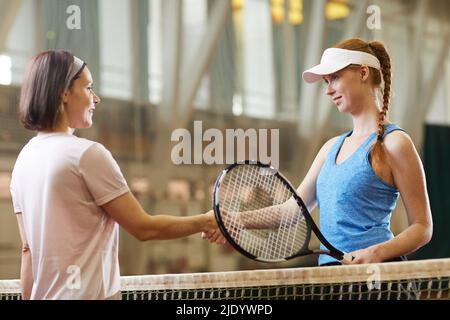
[
  {"x1": 16, "y1": 214, "x2": 33, "y2": 300},
  {"x1": 202, "y1": 137, "x2": 339, "y2": 243},
  {"x1": 295, "y1": 136, "x2": 339, "y2": 212},
  {"x1": 101, "y1": 192, "x2": 217, "y2": 241}
]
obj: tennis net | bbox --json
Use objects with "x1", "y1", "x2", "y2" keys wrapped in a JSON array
[{"x1": 1, "y1": 258, "x2": 449, "y2": 300}]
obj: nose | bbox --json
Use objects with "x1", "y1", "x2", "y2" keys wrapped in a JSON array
[
  {"x1": 325, "y1": 82, "x2": 335, "y2": 96},
  {"x1": 93, "y1": 91, "x2": 101, "y2": 105}
]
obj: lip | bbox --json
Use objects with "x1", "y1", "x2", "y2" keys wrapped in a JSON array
[{"x1": 332, "y1": 96, "x2": 342, "y2": 104}]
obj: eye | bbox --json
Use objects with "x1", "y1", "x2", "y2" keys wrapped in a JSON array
[{"x1": 323, "y1": 74, "x2": 338, "y2": 84}]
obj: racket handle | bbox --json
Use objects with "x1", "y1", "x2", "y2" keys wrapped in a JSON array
[{"x1": 342, "y1": 253, "x2": 355, "y2": 264}]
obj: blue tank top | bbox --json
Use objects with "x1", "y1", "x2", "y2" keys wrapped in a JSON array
[{"x1": 316, "y1": 124, "x2": 404, "y2": 265}]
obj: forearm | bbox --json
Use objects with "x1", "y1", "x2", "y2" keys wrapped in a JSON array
[
  {"x1": 102, "y1": 192, "x2": 217, "y2": 241},
  {"x1": 372, "y1": 222, "x2": 432, "y2": 261},
  {"x1": 238, "y1": 206, "x2": 281, "y2": 229},
  {"x1": 238, "y1": 200, "x2": 299, "y2": 229},
  {"x1": 20, "y1": 249, "x2": 33, "y2": 300},
  {"x1": 139, "y1": 214, "x2": 214, "y2": 241}
]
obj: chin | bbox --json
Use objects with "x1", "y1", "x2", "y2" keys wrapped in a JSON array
[
  {"x1": 72, "y1": 122, "x2": 93, "y2": 129},
  {"x1": 336, "y1": 105, "x2": 346, "y2": 113},
  {"x1": 336, "y1": 104, "x2": 352, "y2": 114},
  {"x1": 82, "y1": 117, "x2": 93, "y2": 128}
]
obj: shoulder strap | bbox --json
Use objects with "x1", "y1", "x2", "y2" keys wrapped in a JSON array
[
  {"x1": 382, "y1": 124, "x2": 405, "y2": 139},
  {"x1": 325, "y1": 130, "x2": 351, "y2": 161}
]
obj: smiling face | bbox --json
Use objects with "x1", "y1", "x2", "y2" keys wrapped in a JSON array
[
  {"x1": 323, "y1": 65, "x2": 372, "y2": 114},
  {"x1": 62, "y1": 67, "x2": 100, "y2": 129}
]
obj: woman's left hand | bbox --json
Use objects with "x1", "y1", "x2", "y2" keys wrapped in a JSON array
[{"x1": 348, "y1": 246, "x2": 384, "y2": 264}]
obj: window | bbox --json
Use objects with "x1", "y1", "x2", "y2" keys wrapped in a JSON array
[
  {"x1": 4, "y1": 0, "x2": 36, "y2": 86},
  {"x1": 148, "y1": 0, "x2": 163, "y2": 104},
  {"x1": 0, "y1": 56, "x2": 12, "y2": 85},
  {"x1": 99, "y1": 0, "x2": 133, "y2": 100},
  {"x1": 241, "y1": 0, "x2": 275, "y2": 118}
]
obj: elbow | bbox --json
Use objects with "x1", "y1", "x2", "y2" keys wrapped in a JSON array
[
  {"x1": 124, "y1": 224, "x2": 148, "y2": 241},
  {"x1": 126, "y1": 215, "x2": 160, "y2": 241},
  {"x1": 418, "y1": 221, "x2": 433, "y2": 247},
  {"x1": 21, "y1": 243, "x2": 31, "y2": 254},
  {"x1": 424, "y1": 214, "x2": 433, "y2": 244},
  {"x1": 423, "y1": 224, "x2": 433, "y2": 245},
  {"x1": 136, "y1": 232, "x2": 161, "y2": 241},
  {"x1": 133, "y1": 227, "x2": 159, "y2": 242},
  {"x1": 133, "y1": 229, "x2": 150, "y2": 241},
  {"x1": 137, "y1": 234, "x2": 147, "y2": 241}
]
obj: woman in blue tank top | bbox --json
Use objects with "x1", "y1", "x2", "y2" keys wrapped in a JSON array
[{"x1": 300, "y1": 38, "x2": 433, "y2": 265}]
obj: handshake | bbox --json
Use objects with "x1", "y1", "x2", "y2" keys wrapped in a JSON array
[{"x1": 201, "y1": 210, "x2": 227, "y2": 245}]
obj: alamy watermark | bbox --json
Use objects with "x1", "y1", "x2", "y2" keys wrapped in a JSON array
[
  {"x1": 66, "y1": 265, "x2": 81, "y2": 290},
  {"x1": 365, "y1": 264, "x2": 418, "y2": 299},
  {"x1": 171, "y1": 121, "x2": 280, "y2": 169},
  {"x1": 64, "y1": 4, "x2": 382, "y2": 31},
  {"x1": 66, "y1": 5, "x2": 81, "y2": 30},
  {"x1": 366, "y1": 264, "x2": 381, "y2": 290},
  {"x1": 366, "y1": 5, "x2": 382, "y2": 30}
]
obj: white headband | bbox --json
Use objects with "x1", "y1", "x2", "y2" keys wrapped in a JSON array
[
  {"x1": 64, "y1": 56, "x2": 85, "y2": 89},
  {"x1": 302, "y1": 48, "x2": 381, "y2": 83}
]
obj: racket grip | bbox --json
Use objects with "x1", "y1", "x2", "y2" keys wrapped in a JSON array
[{"x1": 342, "y1": 253, "x2": 355, "y2": 264}]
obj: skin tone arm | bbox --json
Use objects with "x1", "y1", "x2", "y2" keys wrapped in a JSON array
[
  {"x1": 296, "y1": 137, "x2": 340, "y2": 213},
  {"x1": 101, "y1": 191, "x2": 217, "y2": 241},
  {"x1": 219, "y1": 204, "x2": 298, "y2": 230},
  {"x1": 236, "y1": 135, "x2": 340, "y2": 228},
  {"x1": 349, "y1": 131, "x2": 433, "y2": 263},
  {"x1": 16, "y1": 214, "x2": 33, "y2": 300},
  {"x1": 202, "y1": 136, "x2": 340, "y2": 243}
]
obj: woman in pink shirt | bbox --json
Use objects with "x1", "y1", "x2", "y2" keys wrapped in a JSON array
[{"x1": 11, "y1": 50, "x2": 217, "y2": 300}]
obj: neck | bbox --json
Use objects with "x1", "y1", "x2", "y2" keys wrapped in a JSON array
[
  {"x1": 42, "y1": 123, "x2": 74, "y2": 135},
  {"x1": 45, "y1": 113, "x2": 74, "y2": 134},
  {"x1": 349, "y1": 95, "x2": 386, "y2": 137}
]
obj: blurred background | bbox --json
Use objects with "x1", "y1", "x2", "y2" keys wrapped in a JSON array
[{"x1": 0, "y1": 0, "x2": 449, "y2": 279}]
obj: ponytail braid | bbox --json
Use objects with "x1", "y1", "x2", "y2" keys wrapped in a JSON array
[
  {"x1": 369, "y1": 41, "x2": 392, "y2": 142},
  {"x1": 368, "y1": 41, "x2": 392, "y2": 164}
]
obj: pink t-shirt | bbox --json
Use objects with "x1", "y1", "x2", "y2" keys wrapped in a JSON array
[{"x1": 10, "y1": 132, "x2": 129, "y2": 300}]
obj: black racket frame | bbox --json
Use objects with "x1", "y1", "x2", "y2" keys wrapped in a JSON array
[{"x1": 213, "y1": 160, "x2": 347, "y2": 263}]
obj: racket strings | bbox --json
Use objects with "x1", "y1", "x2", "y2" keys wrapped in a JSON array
[{"x1": 218, "y1": 165, "x2": 310, "y2": 261}]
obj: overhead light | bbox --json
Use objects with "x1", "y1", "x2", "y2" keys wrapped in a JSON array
[
  {"x1": 289, "y1": 0, "x2": 303, "y2": 25},
  {"x1": 271, "y1": 0, "x2": 285, "y2": 25},
  {"x1": 0, "y1": 55, "x2": 12, "y2": 85},
  {"x1": 232, "y1": 94, "x2": 243, "y2": 116},
  {"x1": 232, "y1": 0, "x2": 244, "y2": 11},
  {"x1": 325, "y1": 0, "x2": 350, "y2": 21}
]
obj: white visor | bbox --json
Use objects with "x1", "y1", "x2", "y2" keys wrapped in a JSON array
[{"x1": 302, "y1": 48, "x2": 381, "y2": 83}]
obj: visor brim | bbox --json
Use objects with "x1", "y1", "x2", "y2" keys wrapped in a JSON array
[{"x1": 302, "y1": 61, "x2": 350, "y2": 83}]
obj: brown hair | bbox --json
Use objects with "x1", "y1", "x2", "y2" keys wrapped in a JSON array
[
  {"x1": 334, "y1": 38, "x2": 392, "y2": 164},
  {"x1": 19, "y1": 50, "x2": 85, "y2": 131}
]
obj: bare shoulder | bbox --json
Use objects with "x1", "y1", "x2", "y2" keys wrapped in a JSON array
[
  {"x1": 317, "y1": 136, "x2": 340, "y2": 160},
  {"x1": 383, "y1": 130, "x2": 422, "y2": 173},
  {"x1": 322, "y1": 136, "x2": 340, "y2": 152},
  {"x1": 383, "y1": 130, "x2": 417, "y2": 158}
]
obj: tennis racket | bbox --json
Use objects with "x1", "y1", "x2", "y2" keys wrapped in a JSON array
[{"x1": 212, "y1": 161, "x2": 354, "y2": 263}]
